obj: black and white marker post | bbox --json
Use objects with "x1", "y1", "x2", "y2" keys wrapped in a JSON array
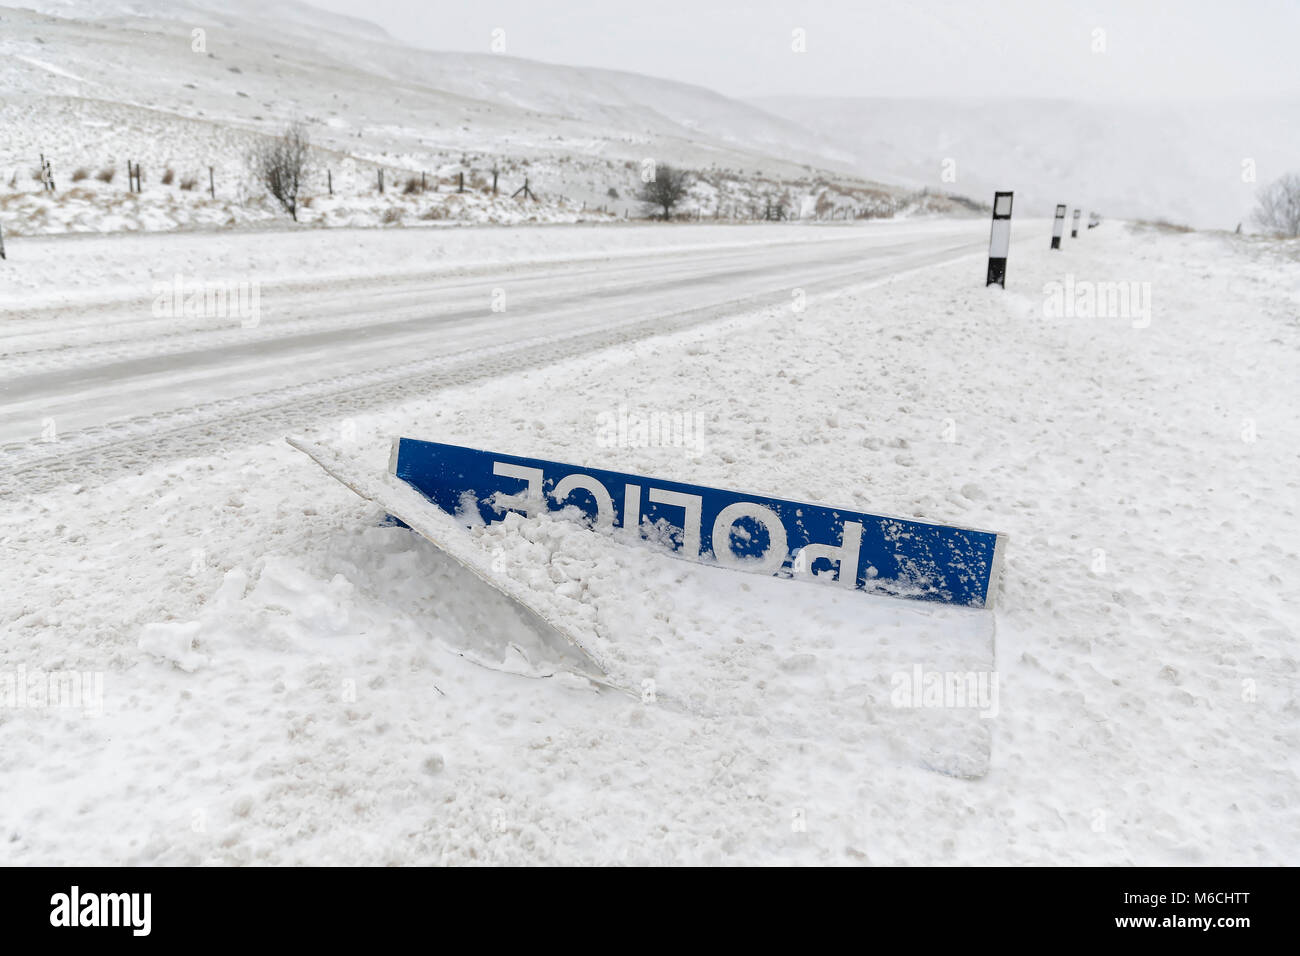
[
  {"x1": 986, "y1": 191, "x2": 1013, "y2": 287},
  {"x1": 1071, "y1": 208, "x2": 1081, "y2": 238},
  {"x1": 1051, "y1": 204, "x2": 1066, "y2": 249}
]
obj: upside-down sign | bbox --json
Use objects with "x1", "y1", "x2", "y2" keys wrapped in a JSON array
[{"x1": 390, "y1": 438, "x2": 1008, "y2": 608}]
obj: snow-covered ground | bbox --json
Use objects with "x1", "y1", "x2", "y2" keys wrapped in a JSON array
[{"x1": 2, "y1": 219, "x2": 1296, "y2": 864}]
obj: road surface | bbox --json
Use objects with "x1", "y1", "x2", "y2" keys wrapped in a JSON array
[{"x1": 0, "y1": 220, "x2": 999, "y2": 490}]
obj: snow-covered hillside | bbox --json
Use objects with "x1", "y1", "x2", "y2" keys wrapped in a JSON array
[
  {"x1": 0, "y1": 1, "x2": 977, "y2": 234},
  {"x1": 757, "y1": 95, "x2": 1300, "y2": 230}
]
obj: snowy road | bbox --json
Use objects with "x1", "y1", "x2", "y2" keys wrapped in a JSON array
[{"x1": 0, "y1": 220, "x2": 994, "y2": 490}]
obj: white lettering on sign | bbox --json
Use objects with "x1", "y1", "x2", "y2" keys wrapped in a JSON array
[
  {"x1": 489, "y1": 461, "x2": 866, "y2": 584},
  {"x1": 552, "y1": 473, "x2": 615, "y2": 528},
  {"x1": 623, "y1": 484, "x2": 642, "y2": 531},
  {"x1": 647, "y1": 487, "x2": 704, "y2": 558},
  {"x1": 794, "y1": 519, "x2": 863, "y2": 587},
  {"x1": 492, "y1": 462, "x2": 543, "y2": 516},
  {"x1": 488, "y1": 463, "x2": 873, "y2": 587},
  {"x1": 711, "y1": 501, "x2": 788, "y2": 572}
]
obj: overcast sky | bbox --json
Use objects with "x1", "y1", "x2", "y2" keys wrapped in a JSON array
[{"x1": 306, "y1": 0, "x2": 1300, "y2": 101}]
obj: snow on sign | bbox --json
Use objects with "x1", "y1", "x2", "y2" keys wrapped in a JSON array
[{"x1": 391, "y1": 438, "x2": 1008, "y2": 608}]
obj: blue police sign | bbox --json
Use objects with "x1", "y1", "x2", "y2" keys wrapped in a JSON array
[{"x1": 391, "y1": 438, "x2": 1007, "y2": 608}]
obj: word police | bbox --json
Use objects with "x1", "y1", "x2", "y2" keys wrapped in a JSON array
[{"x1": 390, "y1": 438, "x2": 1007, "y2": 608}]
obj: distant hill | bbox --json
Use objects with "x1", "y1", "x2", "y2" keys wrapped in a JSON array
[{"x1": 754, "y1": 95, "x2": 1300, "y2": 230}]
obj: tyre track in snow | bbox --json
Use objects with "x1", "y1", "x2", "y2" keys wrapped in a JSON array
[
  {"x1": 1, "y1": 228, "x2": 987, "y2": 494},
  {"x1": 0, "y1": 227, "x2": 928, "y2": 357},
  {"x1": 0, "y1": 234, "x2": 934, "y2": 378},
  {"x1": 0, "y1": 238, "x2": 848, "y2": 366}
]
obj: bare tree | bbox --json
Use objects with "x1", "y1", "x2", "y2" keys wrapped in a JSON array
[
  {"x1": 1252, "y1": 172, "x2": 1300, "y2": 237},
  {"x1": 637, "y1": 164, "x2": 691, "y2": 220},
  {"x1": 250, "y1": 121, "x2": 311, "y2": 222}
]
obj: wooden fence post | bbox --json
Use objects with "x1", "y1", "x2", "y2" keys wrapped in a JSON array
[
  {"x1": 209, "y1": 166, "x2": 215, "y2": 199},
  {"x1": 327, "y1": 169, "x2": 333, "y2": 196},
  {"x1": 378, "y1": 169, "x2": 384, "y2": 194}
]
